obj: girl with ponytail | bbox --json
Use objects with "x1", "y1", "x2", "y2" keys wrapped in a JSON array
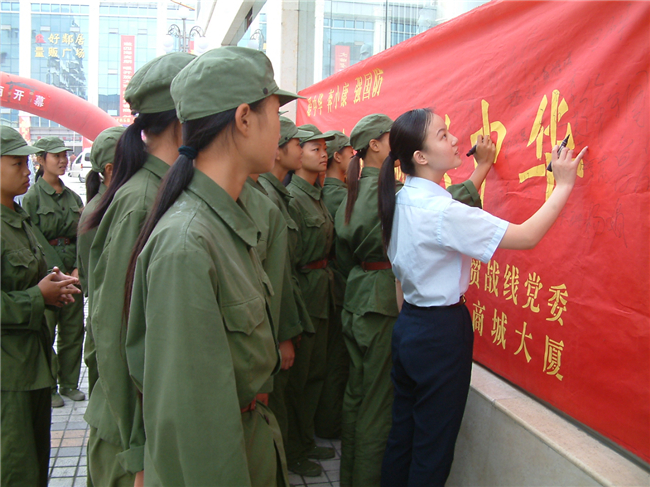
[
  {"x1": 82, "y1": 52, "x2": 195, "y2": 487},
  {"x1": 124, "y1": 47, "x2": 300, "y2": 486},
  {"x1": 378, "y1": 108, "x2": 587, "y2": 486},
  {"x1": 76, "y1": 126, "x2": 123, "y2": 396},
  {"x1": 338, "y1": 112, "x2": 497, "y2": 486}
]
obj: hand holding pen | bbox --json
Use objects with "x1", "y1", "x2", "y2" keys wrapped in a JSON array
[{"x1": 546, "y1": 134, "x2": 570, "y2": 172}]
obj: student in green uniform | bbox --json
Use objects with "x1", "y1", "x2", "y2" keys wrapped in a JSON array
[
  {"x1": 314, "y1": 130, "x2": 354, "y2": 439},
  {"x1": 335, "y1": 113, "x2": 496, "y2": 486},
  {"x1": 81, "y1": 52, "x2": 194, "y2": 487},
  {"x1": 260, "y1": 119, "x2": 317, "y2": 452},
  {"x1": 77, "y1": 126, "x2": 124, "y2": 398},
  {"x1": 23, "y1": 136, "x2": 86, "y2": 408},
  {"x1": 124, "y1": 46, "x2": 299, "y2": 487},
  {"x1": 1, "y1": 126, "x2": 81, "y2": 487},
  {"x1": 284, "y1": 125, "x2": 338, "y2": 477}
]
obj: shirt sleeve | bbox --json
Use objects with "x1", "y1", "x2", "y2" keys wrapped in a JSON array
[
  {"x1": 447, "y1": 180, "x2": 482, "y2": 208},
  {"x1": 438, "y1": 200, "x2": 508, "y2": 263},
  {"x1": 1, "y1": 286, "x2": 46, "y2": 332}
]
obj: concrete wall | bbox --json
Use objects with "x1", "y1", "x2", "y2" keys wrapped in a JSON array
[{"x1": 448, "y1": 364, "x2": 649, "y2": 486}]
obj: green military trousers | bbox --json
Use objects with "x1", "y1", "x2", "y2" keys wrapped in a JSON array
[
  {"x1": 315, "y1": 304, "x2": 349, "y2": 439},
  {"x1": 84, "y1": 318, "x2": 99, "y2": 398},
  {"x1": 269, "y1": 362, "x2": 292, "y2": 445},
  {"x1": 1, "y1": 388, "x2": 51, "y2": 487},
  {"x1": 284, "y1": 316, "x2": 328, "y2": 464},
  {"x1": 46, "y1": 293, "x2": 85, "y2": 390},
  {"x1": 87, "y1": 427, "x2": 135, "y2": 487},
  {"x1": 340, "y1": 310, "x2": 395, "y2": 487}
]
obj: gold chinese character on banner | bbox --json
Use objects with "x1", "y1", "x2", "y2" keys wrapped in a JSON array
[
  {"x1": 362, "y1": 72, "x2": 372, "y2": 101},
  {"x1": 547, "y1": 284, "x2": 568, "y2": 325},
  {"x1": 62, "y1": 33, "x2": 74, "y2": 45},
  {"x1": 48, "y1": 33, "x2": 60, "y2": 44},
  {"x1": 522, "y1": 272, "x2": 543, "y2": 313},
  {"x1": 341, "y1": 82, "x2": 349, "y2": 108},
  {"x1": 503, "y1": 264, "x2": 519, "y2": 305},
  {"x1": 470, "y1": 100, "x2": 507, "y2": 200},
  {"x1": 353, "y1": 77, "x2": 363, "y2": 104},
  {"x1": 327, "y1": 89, "x2": 334, "y2": 113},
  {"x1": 306, "y1": 97, "x2": 312, "y2": 117},
  {"x1": 75, "y1": 34, "x2": 85, "y2": 45},
  {"x1": 372, "y1": 68, "x2": 383, "y2": 97},
  {"x1": 317, "y1": 93, "x2": 323, "y2": 116},
  {"x1": 543, "y1": 336, "x2": 564, "y2": 380},
  {"x1": 485, "y1": 260, "x2": 500, "y2": 297},
  {"x1": 514, "y1": 322, "x2": 532, "y2": 362},
  {"x1": 472, "y1": 301, "x2": 485, "y2": 336},
  {"x1": 75, "y1": 48, "x2": 85, "y2": 58},
  {"x1": 48, "y1": 47, "x2": 59, "y2": 57},
  {"x1": 469, "y1": 259, "x2": 481, "y2": 289},
  {"x1": 334, "y1": 85, "x2": 340, "y2": 110},
  {"x1": 35, "y1": 47, "x2": 44, "y2": 58},
  {"x1": 520, "y1": 90, "x2": 582, "y2": 200},
  {"x1": 491, "y1": 309, "x2": 507, "y2": 349}
]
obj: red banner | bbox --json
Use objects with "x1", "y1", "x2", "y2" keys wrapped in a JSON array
[
  {"x1": 297, "y1": 1, "x2": 650, "y2": 463},
  {"x1": 334, "y1": 45, "x2": 351, "y2": 74},
  {"x1": 120, "y1": 35, "x2": 135, "y2": 117},
  {"x1": 0, "y1": 72, "x2": 118, "y2": 140}
]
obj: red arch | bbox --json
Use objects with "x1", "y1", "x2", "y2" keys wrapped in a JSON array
[{"x1": 1, "y1": 72, "x2": 119, "y2": 141}]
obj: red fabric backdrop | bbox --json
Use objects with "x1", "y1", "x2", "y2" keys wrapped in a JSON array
[{"x1": 296, "y1": 0, "x2": 650, "y2": 463}]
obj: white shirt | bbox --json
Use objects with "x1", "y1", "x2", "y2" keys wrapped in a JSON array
[{"x1": 388, "y1": 176, "x2": 508, "y2": 307}]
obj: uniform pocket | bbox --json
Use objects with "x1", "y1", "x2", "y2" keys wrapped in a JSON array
[
  {"x1": 304, "y1": 213, "x2": 326, "y2": 229},
  {"x1": 222, "y1": 295, "x2": 266, "y2": 336},
  {"x1": 4, "y1": 248, "x2": 40, "y2": 285},
  {"x1": 6, "y1": 248, "x2": 37, "y2": 268}
]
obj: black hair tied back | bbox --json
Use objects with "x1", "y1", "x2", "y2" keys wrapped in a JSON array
[{"x1": 178, "y1": 145, "x2": 198, "y2": 159}]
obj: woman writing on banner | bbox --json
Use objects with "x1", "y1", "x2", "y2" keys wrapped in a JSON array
[
  {"x1": 124, "y1": 47, "x2": 299, "y2": 486},
  {"x1": 378, "y1": 108, "x2": 587, "y2": 486},
  {"x1": 335, "y1": 112, "x2": 494, "y2": 486}
]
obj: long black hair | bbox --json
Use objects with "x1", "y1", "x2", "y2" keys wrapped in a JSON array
[
  {"x1": 85, "y1": 170, "x2": 102, "y2": 202},
  {"x1": 123, "y1": 98, "x2": 266, "y2": 322},
  {"x1": 84, "y1": 109, "x2": 178, "y2": 231},
  {"x1": 34, "y1": 151, "x2": 46, "y2": 180},
  {"x1": 378, "y1": 108, "x2": 432, "y2": 248},
  {"x1": 343, "y1": 147, "x2": 366, "y2": 224}
]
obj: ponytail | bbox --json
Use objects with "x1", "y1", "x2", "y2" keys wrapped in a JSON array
[
  {"x1": 123, "y1": 98, "x2": 267, "y2": 322},
  {"x1": 343, "y1": 149, "x2": 365, "y2": 224},
  {"x1": 35, "y1": 166, "x2": 44, "y2": 181},
  {"x1": 85, "y1": 170, "x2": 102, "y2": 203},
  {"x1": 378, "y1": 107, "x2": 433, "y2": 249},
  {"x1": 84, "y1": 109, "x2": 178, "y2": 231},
  {"x1": 283, "y1": 170, "x2": 294, "y2": 186},
  {"x1": 378, "y1": 153, "x2": 398, "y2": 248}
]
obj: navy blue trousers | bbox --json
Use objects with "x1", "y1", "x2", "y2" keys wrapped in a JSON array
[{"x1": 381, "y1": 301, "x2": 474, "y2": 487}]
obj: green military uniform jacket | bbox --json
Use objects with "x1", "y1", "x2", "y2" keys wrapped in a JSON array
[
  {"x1": 322, "y1": 177, "x2": 348, "y2": 308},
  {"x1": 77, "y1": 183, "x2": 106, "y2": 294},
  {"x1": 259, "y1": 173, "x2": 314, "y2": 334},
  {"x1": 1, "y1": 204, "x2": 54, "y2": 391},
  {"x1": 335, "y1": 167, "x2": 481, "y2": 317},
  {"x1": 22, "y1": 177, "x2": 83, "y2": 274},
  {"x1": 126, "y1": 169, "x2": 281, "y2": 486},
  {"x1": 287, "y1": 176, "x2": 334, "y2": 320},
  {"x1": 85, "y1": 155, "x2": 169, "y2": 473},
  {"x1": 244, "y1": 178, "x2": 302, "y2": 344}
]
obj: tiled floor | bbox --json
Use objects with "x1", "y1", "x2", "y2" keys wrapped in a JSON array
[{"x1": 288, "y1": 438, "x2": 341, "y2": 487}]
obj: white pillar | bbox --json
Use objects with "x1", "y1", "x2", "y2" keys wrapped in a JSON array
[
  {"x1": 18, "y1": 0, "x2": 31, "y2": 78},
  {"x1": 157, "y1": 0, "x2": 168, "y2": 56},
  {"x1": 87, "y1": 1, "x2": 100, "y2": 106},
  {"x1": 312, "y1": 0, "x2": 324, "y2": 85}
]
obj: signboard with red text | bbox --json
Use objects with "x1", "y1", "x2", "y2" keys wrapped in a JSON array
[{"x1": 297, "y1": 1, "x2": 650, "y2": 463}]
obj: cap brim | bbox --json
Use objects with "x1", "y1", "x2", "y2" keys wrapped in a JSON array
[
  {"x1": 295, "y1": 129, "x2": 313, "y2": 139},
  {"x1": 4, "y1": 145, "x2": 40, "y2": 156},
  {"x1": 303, "y1": 133, "x2": 336, "y2": 143},
  {"x1": 276, "y1": 88, "x2": 304, "y2": 107},
  {"x1": 48, "y1": 147, "x2": 72, "y2": 153}
]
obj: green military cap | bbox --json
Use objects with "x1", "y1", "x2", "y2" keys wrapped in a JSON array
[
  {"x1": 171, "y1": 47, "x2": 301, "y2": 123},
  {"x1": 125, "y1": 52, "x2": 196, "y2": 114},
  {"x1": 350, "y1": 114, "x2": 393, "y2": 151},
  {"x1": 324, "y1": 130, "x2": 352, "y2": 159},
  {"x1": 1, "y1": 126, "x2": 40, "y2": 156},
  {"x1": 91, "y1": 126, "x2": 125, "y2": 173},
  {"x1": 298, "y1": 124, "x2": 335, "y2": 144},
  {"x1": 33, "y1": 136, "x2": 72, "y2": 154},
  {"x1": 279, "y1": 116, "x2": 312, "y2": 146}
]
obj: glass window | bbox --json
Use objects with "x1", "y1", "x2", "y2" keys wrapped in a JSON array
[
  {"x1": 345, "y1": 20, "x2": 354, "y2": 29},
  {"x1": 61, "y1": 4, "x2": 69, "y2": 13},
  {"x1": 99, "y1": 6, "x2": 108, "y2": 14},
  {"x1": 32, "y1": 3, "x2": 40, "y2": 11},
  {"x1": 51, "y1": 4, "x2": 59, "y2": 13},
  {"x1": 71, "y1": 5, "x2": 79, "y2": 13},
  {"x1": 41, "y1": 4, "x2": 50, "y2": 12},
  {"x1": 2, "y1": 2, "x2": 11, "y2": 10},
  {"x1": 355, "y1": 20, "x2": 364, "y2": 29},
  {"x1": 109, "y1": 6, "x2": 118, "y2": 15},
  {"x1": 333, "y1": 19, "x2": 344, "y2": 28},
  {"x1": 80, "y1": 5, "x2": 88, "y2": 14},
  {"x1": 324, "y1": 18, "x2": 330, "y2": 26},
  {"x1": 365, "y1": 21, "x2": 373, "y2": 30},
  {"x1": 119, "y1": 6, "x2": 127, "y2": 15}
]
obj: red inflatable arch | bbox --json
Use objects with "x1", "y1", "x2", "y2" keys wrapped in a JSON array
[{"x1": 0, "y1": 72, "x2": 118, "y2": 141}]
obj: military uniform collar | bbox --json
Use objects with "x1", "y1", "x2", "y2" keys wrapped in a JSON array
[
  {"x1": 143, "y1": 154, "x2": 170, "y2": 179},
  {"x1": 361, "y1": 166, "x2": 380, "y2": 178},
  {"x1": 324, "y1": 177, "x2": 347, "y2": 188},
  {"x1": 292, "y1": 174, "x2": 322, "y2": 200},
  {"x1": 246, "y1": 176, "x2": 268, "y2": 196},
  {"x1": 2, "y1": 203, "x2": 30, "y2": 229},
  {"x1": 187, "y1": 169, "x2": 259, "y2": 248},
  {"x1": 259, "y1": 173, "x2": 292, "y2": 198},
  {"x1": 35, "y1": 176, "x2": 66, "y2": 196}
]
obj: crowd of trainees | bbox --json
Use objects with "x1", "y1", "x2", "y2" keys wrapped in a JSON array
[{"x1": 1, "y1": 46, "x2": 587, "y2": 487}]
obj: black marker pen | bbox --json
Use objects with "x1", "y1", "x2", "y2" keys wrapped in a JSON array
[{"x1": 547, "y1": 134, "x2": 570, "y2": 172}]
